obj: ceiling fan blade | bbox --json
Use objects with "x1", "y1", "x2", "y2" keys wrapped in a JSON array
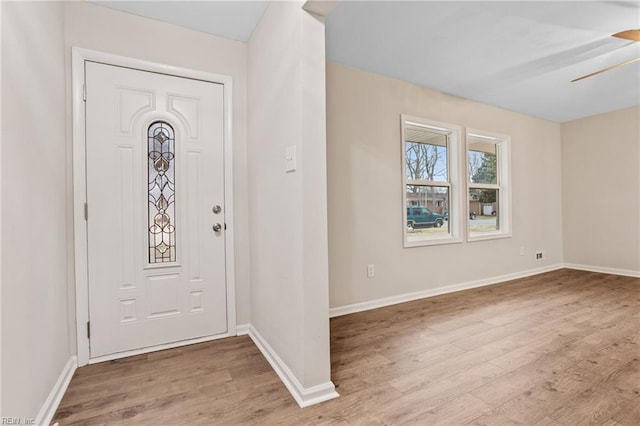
[
  {"x1": 571, "y1": 56, "x2": 640, "y2": 82},
  {"x1": 612, "y1": 29, "x2": 640, "y2": 42}
]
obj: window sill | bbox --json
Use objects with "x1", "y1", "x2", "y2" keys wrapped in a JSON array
[
  {"x1": 404, "y1": 235, "x2": 463, "y2": 248},
  {"x1": 467, "y1": 231, "x2": 512, "y2": 243}
]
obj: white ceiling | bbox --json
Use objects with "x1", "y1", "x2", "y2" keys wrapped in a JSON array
[
  {"x1": 94, "y1": 1, "x2": 639, "y2": 122},
  {"x1": 326, "y1": 1, "x2": 640, "y2": 123}
]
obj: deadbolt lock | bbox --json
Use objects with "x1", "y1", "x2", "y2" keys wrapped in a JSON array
[{"x1": 212, "y1": 205, "x2": 222, "y2": 214}]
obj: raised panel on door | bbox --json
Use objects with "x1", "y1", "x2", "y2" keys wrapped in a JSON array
[{"x1": 85, "y1": 61, "x2": 227, "y2": 358}]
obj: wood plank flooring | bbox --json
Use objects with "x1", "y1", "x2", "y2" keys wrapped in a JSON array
[{"x1": 53, "y1": 269, "x2": 640, "y2": 425}]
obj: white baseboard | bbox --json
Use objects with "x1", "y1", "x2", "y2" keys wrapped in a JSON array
[
  {"x1": 563, "y1": 263, "x2": 640, "y2": 278},
  {"x1": 35, "y1": 356, "x2": 77, "y2": 426},
  {"x1": 329, "y1": 264, "x2": 564, "y2": 318},
  {"x1": 243, "y1": 324, "x2": 338, "y2": 408},
  {"x1": 236, "y1": 323, "x2": 250, "y2": 336}
]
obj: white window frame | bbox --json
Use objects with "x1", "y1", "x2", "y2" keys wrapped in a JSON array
[
  {"x1": 466, "y1": 128, "x2": 512, "y2": 242},
  {"x1": 401, "y1": 115, "x2": 463, "y2": 247}
]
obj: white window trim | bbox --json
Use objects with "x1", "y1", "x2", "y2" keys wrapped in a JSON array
[
  {"x1": 401, "y1": 114, "x2": 463, "y2": 247},
  {"x1": 466, "y1": 128, "x2": 512, "y2": 242}
]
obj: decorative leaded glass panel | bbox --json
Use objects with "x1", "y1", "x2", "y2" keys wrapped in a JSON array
[{"x1": 148, "y1": 121, "x2": 176, "y2": 263}]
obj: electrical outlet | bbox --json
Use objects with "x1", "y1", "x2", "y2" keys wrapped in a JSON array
[
  {"x1": 535, "y1": 251, "x2": 544, "y2": 260},
  {"x1": 367, "y1": 264, "x2": 375, "y2": 278},
  {"x1": 519, "y1": 246, "x2": 525, "y2": 256}
]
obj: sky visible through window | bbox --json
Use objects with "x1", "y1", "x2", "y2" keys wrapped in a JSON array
[{"x1": 405, "y1": 141, "x2": 448, "y2": 182}]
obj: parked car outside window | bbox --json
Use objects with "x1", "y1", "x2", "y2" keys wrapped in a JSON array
[{"x1": 407, "y1": 206, "x2": 445, "y2": 229}]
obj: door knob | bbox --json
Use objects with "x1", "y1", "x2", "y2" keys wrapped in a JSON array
[
  {"x1": 212, "y1": 223, "x2": 222, "y2": 232},
  {"x1": 212, "y1": 205, "x2": 222, "y2": 214}
]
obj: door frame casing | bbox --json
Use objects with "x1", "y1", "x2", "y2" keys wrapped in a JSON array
[{"x1": 72, "y1": 47, "x2": 237, "y2": 366}]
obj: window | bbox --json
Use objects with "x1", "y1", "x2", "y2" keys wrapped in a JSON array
[
  {"x1": 466, "y1": 129, "x2": 511, "y2": 241},
  {"x1": 402, "y1": 115, "x2": 462, "y2": 247},
  {"x1": 148, "y1": 121, "x2": 177, "y2": 263}
]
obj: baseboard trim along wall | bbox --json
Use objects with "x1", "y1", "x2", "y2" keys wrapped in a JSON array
[
  {"x1": 329, "y1": 263, "x2": 640, "y2": 318},
  {"x1": 563, "y1": 263, "x2": 640, "y2": 278},
  {"x1": 36, "y1": 356, "x2": 77, "y2": 426},
  {"x1": 236, "y1": 324, "x2": 339, "y2": 407},
  {"x1": 236, "y1": 323, "x2": 251, "y2": 336},
  {"x1": 329, "y1": 264, "x2": 565, "y2": 318}
]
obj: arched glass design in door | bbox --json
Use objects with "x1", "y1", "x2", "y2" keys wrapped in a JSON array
[{"x1": 148, "y1": 121, "x2": 176, "y2": 263}]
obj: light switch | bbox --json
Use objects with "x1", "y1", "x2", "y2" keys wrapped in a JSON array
[{"x1": 285, "y1": 145, "x2": 296, "y2": 173}]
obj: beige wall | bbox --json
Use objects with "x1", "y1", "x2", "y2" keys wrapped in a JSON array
[
  {"x1": 63, "y1": 2, "x2": 251, "y2": 341},
  {"x1": 562, "y1": 106, "x2": 640, "y2": 274},
  {"x1": 248, "y1": 1, "x2": 334, "y2": 399},
  {"x1": 327, "y1": 63, "x2": 564, "y2": 309},
  {"x1": 1, "y1": 1, "x2": 69, "y2": 418}
]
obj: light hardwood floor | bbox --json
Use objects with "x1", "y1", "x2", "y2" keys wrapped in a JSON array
[{"x1": 53, "y1": 269, "x2": 640, "y2": 425}]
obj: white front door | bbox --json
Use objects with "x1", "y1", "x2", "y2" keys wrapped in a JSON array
[{"x1": 85, "y1": 61, "x2": 227, "y2": 358}]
